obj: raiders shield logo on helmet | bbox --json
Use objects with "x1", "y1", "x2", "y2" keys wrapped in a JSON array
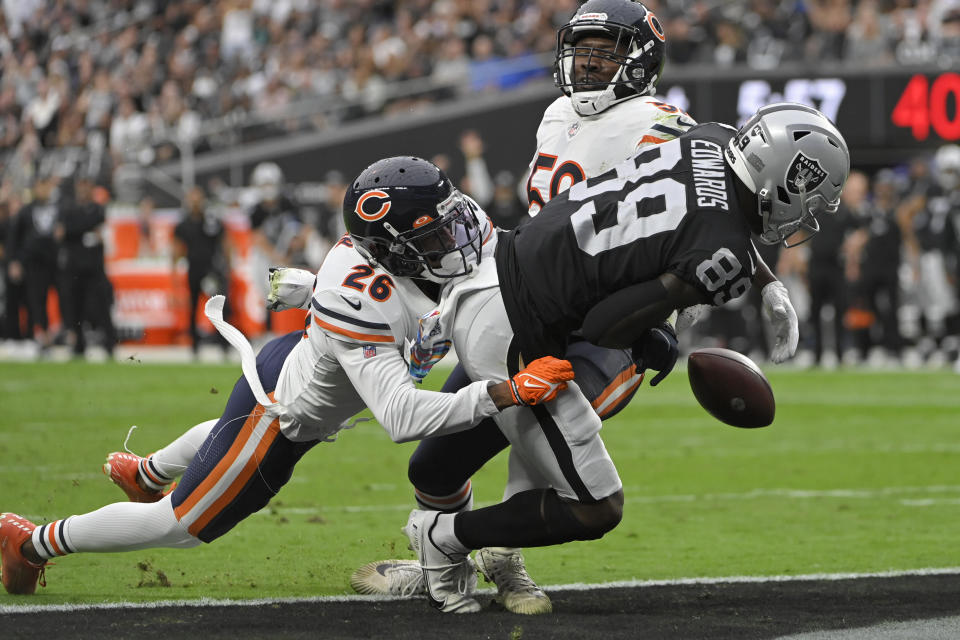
[{"x1": 785, "y1": 152, "x2": 827, "y2": 195}]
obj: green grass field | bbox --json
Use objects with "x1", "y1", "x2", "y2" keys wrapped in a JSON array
[{"x1": 1, "y1": 359, "x2": 958, "y2": 605}]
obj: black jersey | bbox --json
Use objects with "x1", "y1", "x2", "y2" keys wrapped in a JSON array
[{"x1": 496, "y1": 123, "x2": 759, "y2": 360}]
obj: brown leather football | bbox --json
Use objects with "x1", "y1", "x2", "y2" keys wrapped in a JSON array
[{"x1": 687, "y1": 348, "x2": 775, "y2": 428}]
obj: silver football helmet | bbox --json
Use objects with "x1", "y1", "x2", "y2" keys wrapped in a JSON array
[
  {"x1": 934, "y1": 144, "x2": 960, "y2": 190},
  {"x1": 725, "y1": 103, "x2": 850, "y2": 247}
]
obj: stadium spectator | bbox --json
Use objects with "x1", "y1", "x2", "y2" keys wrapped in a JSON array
[
  {"x1": 844, "y1": 0, "x2": 895, "y2": 65},
  {"x1": 314, "y1": 169, "x2": 348, "y2": 244},
  {"x1": 7, "y1": 175, "x2": 61, "y2": 354},
  {"x1": 0, "y1": 199, "x2": 28, "y2": 343},
  {"x1": 845, "y1": 169, "x2": 905, "y2": 365},
  {"x1": 172, "y1": 185, "x2": 232, "y2": 356},
  {"x1": 55, "y1": 177, "x2": 117, "y2": 359},
  {"x1": 804, "y1": 171, "x2": 861, "y2": 366},
  {"x1": 485, "y1": 170, "x2": 527, "y2": 230},
  {"x1": 805, "y1": 0, "x2": 853, "y2": 60},
  {"x1": 457, "y1": 129, "x2": 494, "y2": 209}
]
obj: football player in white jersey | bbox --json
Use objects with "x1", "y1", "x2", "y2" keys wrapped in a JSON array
[
  {"x1": 354, "y1": 0, "x2": 802, "y2": 615},
  {"x1": 0, "y1": 158, "x2": 576, "y2": 603}
]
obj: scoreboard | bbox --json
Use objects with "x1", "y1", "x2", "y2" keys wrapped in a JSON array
[{"x1": 659, "y1": 67, "x2": 960, "y2": 161}]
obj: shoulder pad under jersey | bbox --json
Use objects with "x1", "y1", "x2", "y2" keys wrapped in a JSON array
[
  {"x1": 625, "y1": 97, "x2": 698, "y2": 149},
  {"x1": 541, "y1": 96, "x2": 569, "y2": 122}
]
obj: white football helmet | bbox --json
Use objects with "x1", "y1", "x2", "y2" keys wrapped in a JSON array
[{"x1": 725, "y1": 103, "x2": 850, "y2": 247}]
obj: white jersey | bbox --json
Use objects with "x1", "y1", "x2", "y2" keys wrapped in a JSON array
[
  {"x1": 274, "y1": 215, "x2": 499, "y2": 443},
  {"x1": 525, "y1": 95, "x2": 696, "y2": 215}
]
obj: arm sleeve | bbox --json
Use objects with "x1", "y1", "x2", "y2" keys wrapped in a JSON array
[{"x1": 331, "y1": 338, "x2": 499, "y2": 443}]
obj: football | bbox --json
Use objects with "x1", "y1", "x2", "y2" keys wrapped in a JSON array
[{"x1": 687, "y1": 348, "x2": 775, "y2": 428}]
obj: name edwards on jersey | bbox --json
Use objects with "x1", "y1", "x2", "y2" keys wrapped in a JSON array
[{"x1": 690, "y1": 140, "x2": 729, "y2": 210}]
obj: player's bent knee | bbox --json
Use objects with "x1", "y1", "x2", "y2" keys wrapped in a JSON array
[
  {"x1": 568, "y1": 490, "x2": 624, "y2": 540},
  {"x1": 544, "y1": 489, "x2": 623, "y2": 541},
  {"x1": 407, "y1": 452, "x2": 462, "y2": 496}
]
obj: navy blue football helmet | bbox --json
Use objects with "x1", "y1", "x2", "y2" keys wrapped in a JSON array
[
  {"x1": 343, "y1": 157, "x2": 482, "y2": 282},
  {"x1": 555, "y1": 0, "x2": 666, "y2": 116}
]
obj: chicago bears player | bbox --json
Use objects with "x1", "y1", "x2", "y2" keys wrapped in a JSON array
[
  {"x1": 353, "y1": 103, "x2": 849, "y2": 614},
  {"x1": 354, "y1": 0, "x2": 800, "y2": 615},
  {"x1": 0, "y1": 158, "x2": 576, "y2": 601}
]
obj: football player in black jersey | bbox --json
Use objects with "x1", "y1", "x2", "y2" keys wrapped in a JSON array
[{"x1": 352, "y1": 103, "x2": 850, "y2": 613}]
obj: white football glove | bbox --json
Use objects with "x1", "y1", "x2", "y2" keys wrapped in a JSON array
[
  {"x1": 267, "y1": 267, "x2": 315, "y2": 311},
  {"x1": 675, "y1": 305, "x2": 708, "y2": 333},
  {"x1": 761, "y1": 280, "x2": 799, "y2": 364}
]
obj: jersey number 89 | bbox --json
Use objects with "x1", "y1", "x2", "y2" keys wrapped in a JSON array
[{"x1": 567, "y1": 139, "x2": 750, "y2": 305}]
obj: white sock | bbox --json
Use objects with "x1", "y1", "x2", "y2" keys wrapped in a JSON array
[
  {"x1": 143, "y1": 419, "x2": 217, "y2": 489},
  {"x1": 32, "y1": 495, "x2": 199, "y2": 560},
  {"x1": 433, "y1": 513, "x2": 470, "y2": 556}
]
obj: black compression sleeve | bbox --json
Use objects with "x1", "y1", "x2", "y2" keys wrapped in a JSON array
[{"x1": 581, "y1": 279, "x2": 670, "y2": 347}]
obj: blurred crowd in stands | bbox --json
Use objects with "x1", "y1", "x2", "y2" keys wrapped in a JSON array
[
  {"x1": 2, "y1": 0, "x2": 960, "y2": 367},
  {"x1": 3, "y1": 0, "x2": 960, "y2": 199}
]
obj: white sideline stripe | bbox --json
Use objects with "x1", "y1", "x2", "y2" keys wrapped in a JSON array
[{"x1": 2, "y1": 567, "x2": 960, "y2": 615}]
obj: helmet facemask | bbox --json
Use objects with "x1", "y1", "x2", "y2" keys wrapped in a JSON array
[
  {"x1": 756, "y1": 186, "x2": 827, "y2": 248},
  {"x1": 381, "y1": 191, "x2": 483, "y2": 283},
  {"x1": 555, "y1": 12, "x2": 664, "y2": 116}
]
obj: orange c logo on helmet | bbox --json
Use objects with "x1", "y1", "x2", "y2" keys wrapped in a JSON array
[
  {"x1": 647, "y1": 12, "x2": 665, "y2": 42},
  {"x1": 355, "y1": 190, "x2": 392, "y2": 221}
]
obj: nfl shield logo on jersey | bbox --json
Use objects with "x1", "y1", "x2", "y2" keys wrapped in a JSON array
[
  {"x1": 363, "y1": 345, "x2": 377, "y2": 359},
  {"x1": 786, "y1": 152, "x2": 827, "y2": 195},
  {"x1": 567, "y1": 121, "x2": 581, "y2": 138}
]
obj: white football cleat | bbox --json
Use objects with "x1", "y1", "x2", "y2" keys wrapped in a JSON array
[
  {"x1": 403, "y1": 509, "x2": 480, "y2": 613},
  {"x1": 476, "y1": 547, "x2": 552, "y2": 615},
  {"x1": 350, "y1": 559, "x2": 425, "y2": 597}
]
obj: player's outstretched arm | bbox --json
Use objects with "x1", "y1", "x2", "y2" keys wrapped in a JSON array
[{"x1": 335, "y1": 341, "x2": 575, "y2": 443}]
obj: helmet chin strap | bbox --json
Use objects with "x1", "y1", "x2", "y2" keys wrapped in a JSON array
[{"x1": 570, "y1": 89, "x2": 612, "y2": 116}]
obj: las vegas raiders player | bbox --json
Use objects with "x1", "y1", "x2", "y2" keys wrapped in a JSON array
[
  {"x1": 355, "y1": 103, "x2": 850, "y2": 614},
  {"x1": 356, "y1": 0, "x2": 803, "y2": 615},
  {"x1": 0, "y1": 159, "x2": 576, "y2": 598}
]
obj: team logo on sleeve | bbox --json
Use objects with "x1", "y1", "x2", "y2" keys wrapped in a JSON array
[
  {"x1": 785, "y1": 152, "x2": 827, "y2": 195},
  {"x1": 355, "y1": 190, "x2": 392, "y2": 221}
]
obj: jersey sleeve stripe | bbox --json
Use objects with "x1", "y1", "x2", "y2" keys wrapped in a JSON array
[
  {"x1": 638, "y1": 134, "x2": 668, "y2": 146},
  {"x1": 650, "y1": 123, "x2": 684, "y2": 138},
  {"x1": 312, "y1": 315, "x2": 395, "y2": 343},
  {"x1": 311, "y1": 299, "x2": 391, "y2": 330}
]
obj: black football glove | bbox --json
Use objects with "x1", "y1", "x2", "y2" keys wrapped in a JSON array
[{"x1": 631, "y1": 322, "x2": 679, "y2": 387}]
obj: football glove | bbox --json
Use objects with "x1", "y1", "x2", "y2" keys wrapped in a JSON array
[
  {"x1": 761, "y1": 280, "x2": 799, "y2": 364},
  {"x1": 408, "y1": 309, "x2": 451, "y2": 381},
  {"x1": 267, "y1": 267, "x2": 316, "y2": 311},
  {"x1": 509, "y1": 356, "x2": 575, "y2": 406},
  {"x1": 632, "y1": 322, "x2": 679, "y2": 387}
]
